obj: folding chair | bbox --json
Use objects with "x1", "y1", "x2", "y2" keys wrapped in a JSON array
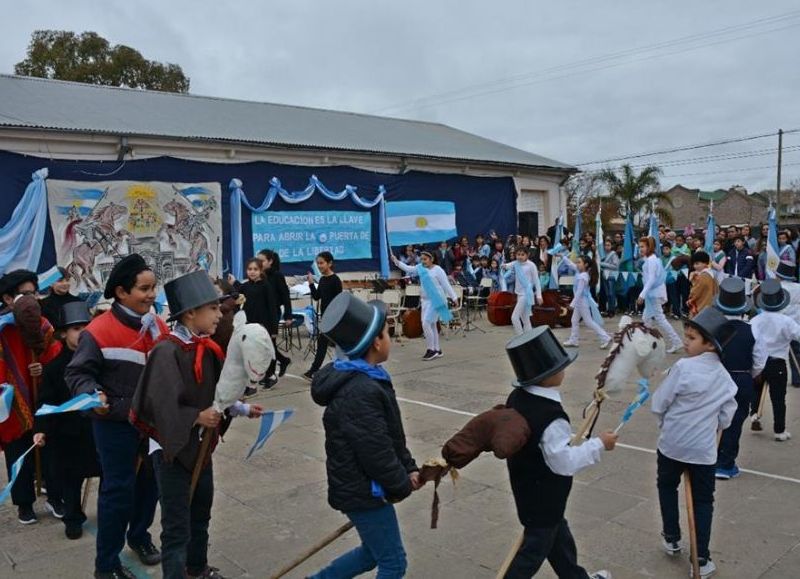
[{"x1": 446, "y1": 285, "x2": 465, "y2": 338}]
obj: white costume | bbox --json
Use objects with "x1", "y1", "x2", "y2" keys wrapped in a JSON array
[
  {"x1": 395, "y1": 260, "x2": 457, "y2": 353},
  {"x1": 561, "y1": 257, "x2": 610, "y2": 345},
  {"x1": 505, "y1": 260, "x2": 543, "y2": 335},
  {"x1": 641, "y1": 254, "x2": 682, "y2": 349}
]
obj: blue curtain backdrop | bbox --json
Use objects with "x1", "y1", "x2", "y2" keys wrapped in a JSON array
[{"x1": 0, "y1": 150, "x2": 517, "y2": 275}]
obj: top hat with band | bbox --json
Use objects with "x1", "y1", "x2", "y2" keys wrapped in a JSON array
[
  {"x1": 685, "y1": 307, "x2": 736, "y2": 354},
  {"x1": 506, "y1": 326, "x2": 578, "y2": 388},
  {"x1": 59, "y1": 301, "x2": 91, "y2": 329},
  {"x1": 755, "y1": 278, "x2": 790, "y2": 312},
  {"x1": 776, "y1": 262, "x2": 796, "y2": 281},
  {"x1": 319, "y1": 292, "x2": 387, "y2": 359},
  {"x1": 714, "y1": 277, "x2": 752, "y2": 315},
  {"x1": 164, "y1": 271, "x2": 221, "y2": 322}
]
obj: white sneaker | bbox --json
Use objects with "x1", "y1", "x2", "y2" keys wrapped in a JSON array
[
  {"x1": 662, "y1": 537, "x2": 682, "y2": 556},
  {"x1": 599, "y1": 340, "x2": 611, "y2": 350},
  {"x1": 666, "y1": 344, "x2": 682, "y2": 354},
  {"x1": 562, "y1": 341, "x2": 579, "y2": 348},
  {"x1": 589, "y1": 572, "x2": 612, "y2": 579},
  {"x1": 691, "y1": 558, "x2": 717, "y2": 578},
  {"x1": 775, "y1": 431, "x2": 792, "y2": 441}
]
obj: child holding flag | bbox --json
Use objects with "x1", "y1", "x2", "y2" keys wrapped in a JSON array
[
  {"x1": 34, "y1": 302, "x2": 99, "y2": 540},
  {"x1": 392, "y1": 251, "x2": 457, "y2": 360},
  {"x1": 650, "y1": 307, "x2": 737, "y2": 578},
  {"x1": 502, "y1": 247, "x2": 544, "y2": 335}
]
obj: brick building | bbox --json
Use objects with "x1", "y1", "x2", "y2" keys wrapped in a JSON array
[{"x1": 664, "y1": 185, "x2": 769, "y2": 230}]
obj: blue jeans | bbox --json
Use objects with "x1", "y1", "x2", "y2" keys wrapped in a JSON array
[
  {"x1": 602, "y1": 276, "x2": 617, "y2": 313},
  {"x1": 92, "y1": 419, "x2": 159, "y2": 572},
  {"x1": 309, "y1": 504, "x2": 407, "y2": 578}
]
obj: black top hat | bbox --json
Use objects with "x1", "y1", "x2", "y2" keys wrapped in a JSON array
[
  {"x1": 505, "y1": 326, "x2": 578, "y2": 388},
  {"x1": 319, "y1": 293, "x2": 387, "y2": 359},
  {"x1": 104, "y1": 254, "x2": 150, "y2": 299},
  {"x1": 59, "y1": 301, "x2": 91, "y2": 329},
  {"x1": 776, "y1": 262, "x2": 796, "y2": 281},
  {"x1": 164, "y1": 271, "x2": 220, "y2": 322},
  {"x1": 685, "y1": 307, "x2": 736, "y2": 354},
  {"x1": 756, "y1": 278, "x2": 790, "y2": 312},
  {"x1": 714, "y1": 277, "x2": 751, "y2": 315}
]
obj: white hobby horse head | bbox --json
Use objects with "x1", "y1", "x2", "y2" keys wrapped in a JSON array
[
  {"x1": 213, "y1": 311, "x2": 275, "y2": 412},
  {"x1": 596, "y1": 315, "x2": 666, "y2": 394}
]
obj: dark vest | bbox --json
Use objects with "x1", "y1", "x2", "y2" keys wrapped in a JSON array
[
  {"x1": 720, "y1": 319, "x2": 754, "y2": 389},
  {"x1": 506, "y1": 388, "x2": 572, "y2": 528}
]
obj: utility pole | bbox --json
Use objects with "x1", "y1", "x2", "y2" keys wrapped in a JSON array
[{"x1": 777, "y1": 128, "x2": 783, "y2": 217}]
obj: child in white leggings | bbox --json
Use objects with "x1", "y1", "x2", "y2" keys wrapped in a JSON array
[
  {"x1": 637, "y1": 236, "x2": 682, "y2": 353},
  {"x1": 502, "y1": 247, "x2": 544, "y2": 335},
  {"x1": 561, "y1": 255, "x2": 611, "y2": 349}
]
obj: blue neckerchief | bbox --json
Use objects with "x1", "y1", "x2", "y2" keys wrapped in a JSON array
[
  {"x1": 333, "y1": 358, "x2": 391, "y2": 382},
  {"x1": 416, "y1": 264, "x2": 452, "y2": 324},
  {"x1": 513, "y1": 261, "x2": 534, "y2": 314}
]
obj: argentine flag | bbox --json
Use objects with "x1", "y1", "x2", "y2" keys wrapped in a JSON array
[
  {"x1": 245, "y1": 409, "x2": 294, "y2": 460},
  {"x1": 766, "y1": 206, "x2": 780, "y2": 279},
  {"x1": 386, "y1": 201, "x2": 457, "y2": 246}
]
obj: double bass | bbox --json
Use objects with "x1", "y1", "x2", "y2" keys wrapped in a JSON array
[{"x1": 487, "y1": 291, "x2": 516, "y2": 326}]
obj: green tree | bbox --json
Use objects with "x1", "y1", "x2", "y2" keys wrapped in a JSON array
[
  {"x1": 597, "y1": 164, "x2": 673, "y2": 227},
  {"x1": 14, "y1": 30, "x2": 189, "y2": 93}
]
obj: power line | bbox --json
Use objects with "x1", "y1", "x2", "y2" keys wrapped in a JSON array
[
  {"x1": 372, "y1": 10, "x2": 800, "y2": 115},
  {"x1": 660, "y1": 161, "x2": 800, "y2": 179}
]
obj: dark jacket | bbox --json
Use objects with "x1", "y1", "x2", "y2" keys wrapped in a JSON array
[
  {"x1": 436, "y1": 249, "x2": 456, "y2": 274},
  {"x1": 506, "y1": 388, "x2": 572, "y2": 528},
  {"x1": 725, "y1": 247, "x2": 755, "y2": 279},
  {"x1": 237, "y1": 279, "x2": 278, "y2": 333},
  {"x1": 311, "y1": 364, "x2": 418, "y2": 512},
  {"x1": 719, "y1": 319, "x2": 755, "y2": 390},
  {"x1": 65, "y1": 303, "x2": 168, "y2": 422},
  {"x1": 265, "y1": 270, "x2": 293, "y2": 324}
]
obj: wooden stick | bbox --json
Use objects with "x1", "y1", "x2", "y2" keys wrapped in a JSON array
[
  {"x1": 190, "y1": 428, "x2": 213, "y2": 502},
  {"x1": 571, "y1": 400, "x2": 601, "y2": 445},
  {"x1": 81, "y1": 478, "x2": 93, "y2": 512},
  {"x1": 31, "y1": 352, "x2": 42, "y2": 497},
  {"x1": 684, "y1": 470, "x2": 701, "y2": 579},
  {"x1": 756, "y1": 379, "x2": 769, "y2": 418},
  {"x1": 269, "y1": 521, "x2": 355, "y2": 579},
  {"x1": 494, "y1": 532, "x2": 524, "y2": 579}
]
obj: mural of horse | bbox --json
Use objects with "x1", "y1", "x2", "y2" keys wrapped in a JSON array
[
  {"x1": 159, "y1": 197, "x2": 215, "y2": 271},
  {"x1": 65, "y1": 239, "x2": 104, "y2": 290}
]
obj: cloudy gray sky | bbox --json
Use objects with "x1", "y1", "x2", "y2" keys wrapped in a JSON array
[{"x1": 1, "y1": 0, "x2": 798, "y2": 192}]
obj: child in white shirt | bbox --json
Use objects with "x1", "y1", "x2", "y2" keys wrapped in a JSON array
[
  {"x1": 560, "y1": 255, "x2": 611, "y2": 349},
  {"x1": 502, "y1": 247, "x2": 543, "y2": 335}
]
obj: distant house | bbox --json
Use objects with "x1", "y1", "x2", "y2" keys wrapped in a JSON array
[{"x1": 663, "y1": 185, "x2": 770, "y2": 231}]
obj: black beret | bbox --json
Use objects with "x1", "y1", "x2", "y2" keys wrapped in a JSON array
[
  {"x1": 103, "y1": 254, "x2": 150, "y2": 299},
  {"x1": 0, "y1": 269, "x2": 38, "y2": 297}
]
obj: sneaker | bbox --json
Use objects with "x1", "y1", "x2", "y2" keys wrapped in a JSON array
[
  {"x1": 243, "y1": 386, "x2": 258, "y2": 398},
  {"x1": 302, "y1": 370, "x2": 315, "y2": 382},
  {"x1": 434, "y1": 350, "x2": 443, "y2": 359},
  {"x1": 94, "y1": 568, "x2": 136, "y2": 579},
  {"x1": 599, "y1": 340, "x2": 611, "y2": 350},
  {"x1": 666, "y1": 344, "x2": 682, "y2": 354},
  {"x1": 65, "y1": 525, "x2": 83, "y2": 540},
  {"x1": 188, "y1": 566, "x2": 227, "y2": 579},
  {"x1": 261, "y1": 376, "x2": 278, "y2": 390},
  {"x1": 775, "y1": 431, "x2": 792, "y2": 441},
  {"x1": 422, "y1": 350, "x2": 436, "y2": 361},
  {"x1": 715, "y1": 465, "x2": 740, "y2": 480},
  {"x1": 562, "y1": 341, "x2": 579, "y2": 348},
  {"x1": 45, "y1": 500, "x2": 65, "y2": 519},
  {"x1": 589, "y1": 572, "x2": 612, "y2": 579},
  {"x1": 278, "y1": 358, "x2": 291, "y2": 377},
  {"x1": 129, "y1": 540, "x2": 161, "y2": 566},
  {"x1": 662, "y1": 535, "x2": 682, "y2": 556},
  {"x1": 693, "y1": 558, "x2": 717, "y2": 578},
  {"x1": 751, "y1": 415, "x2": 763, "y2": 431},
  {"x1": 18, "y1": 506, "x2": 37, "y2": 525}
]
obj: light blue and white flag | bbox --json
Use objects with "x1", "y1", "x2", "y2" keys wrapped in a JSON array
[
  {"x1": 596, "y1": 210, "x2": 605, "y2": 261},
  {"x1": 614, "y1": 378, "x2": 650, "y2": 434},
  {"x1": 571, "y1": 211, "x2": 583, "y2": 259},
  {"x1": 704, "y1": 211, "x2": 716, "y2": 256},
  {"x1": 37, "y1": 266, "x2": 63, "y2": 292},
  {"x1": 649, "y1": 213, "x2": 661, "y2": 257},
  {"x1": 766, "y1": 206, "x2": 780, "y2": 279},
  {"x1": 245, "y1": 409, "x2": 295, "y2": 460},
  {"x1": 0, "y1": 443, "x2": 36, "y2": 504},
  {"x1": 386, "y1": 201, "x2": 457, "y2": 246},
  {"x1": 547, "y1": 213, "x2": 565, "y2": 289},
  {"x1": 0, "y1": 384, "x2": 14, "y2": 423},
  {"x1": 311, "y1": 259, "x2": 322, "y2": 283},
  {"x1": 35, "y1": 392, "x2": 103, "y2": 416}
]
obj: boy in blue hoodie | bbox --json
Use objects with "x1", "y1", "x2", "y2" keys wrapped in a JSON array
[{"x1": 309, "y1": 293, "x2": 422, "y2": 578}]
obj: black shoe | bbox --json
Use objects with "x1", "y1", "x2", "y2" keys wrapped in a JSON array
[
  {"x1": 94, "y1": 567, "x2": 136, "y2": 579},
  {"x1": 45, "y1": 499, "x2": 65, "y2": 519},
  {"x1": 262, "y1": 376, "x2": 278, "y2": 390},
  {"x1": 243, "y1": 386, "x2": 258, "y2": 398},
  {"x1": 278, "y1": 358, "x2": 291, "y2": 377},
  {"x1": 189, "y1": 566, "x2": 227, "y2": 579},
  {"x1": 302, "y1": 370, "x2": 315, "y2": 382},
  {"x1": 65, "y1": 525, "x2": 83, "y2": 540},
  {"x1": 434, "y1": 350, "x2": 443, "y2": 359},
  {"x1": 129, "y1": 540, "x2": 161, "y2": 566},
  {"x1": 18, "y1": 505, "x2": 37, "y2": 525},
  {"x1": 422, "y1": 350, "x2": 436, "y2": 361}
]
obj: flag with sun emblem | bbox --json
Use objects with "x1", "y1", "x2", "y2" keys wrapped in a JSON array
[
  {"x1": 386, "y1": 201, "x2": 457, "y2": 246},
  {"x1": 766, "y1": 205, "x2": 780, "y2": 279}
]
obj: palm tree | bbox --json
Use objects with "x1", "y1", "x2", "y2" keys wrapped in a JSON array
[{"x1": 597, "y1": 164, "x2": 673, "y2": 227}]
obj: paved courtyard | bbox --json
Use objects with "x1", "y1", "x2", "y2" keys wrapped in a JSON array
[{"x1": 2, "y1": 316, "x2": 800, "y2": 578}]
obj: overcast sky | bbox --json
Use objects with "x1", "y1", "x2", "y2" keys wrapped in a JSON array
[{"x1": 1, "y1": 0, "x2": 798, "y2": 192}]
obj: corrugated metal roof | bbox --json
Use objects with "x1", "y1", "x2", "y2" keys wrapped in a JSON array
[{"x1": 0, "y1": 74, "x2": 575, "y2": 171}]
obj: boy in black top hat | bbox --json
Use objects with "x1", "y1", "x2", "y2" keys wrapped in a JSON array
[
  {"x1": 503, "y1": 327, "x2": 616, "y2": 579},
  {"x1": 34, "y1": 301, "x2": 99, "y2": 539},
  {"x1": 309, "y1": 292, "x2": 423, "y2": 578},
  {"x1": 713, "y1": 278, "x2": 755, "y2": 480}
]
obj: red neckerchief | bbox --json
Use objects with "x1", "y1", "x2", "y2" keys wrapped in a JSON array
[{"x1": 191, "y1": 336, "x2": 225, "y2": 383}]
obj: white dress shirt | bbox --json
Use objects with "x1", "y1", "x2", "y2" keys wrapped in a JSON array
[
  {"x1": 650, "y1": 352, "x2": 737, "y2": 465},
  {"x1": 641, "y1": 254, "x2": 667, "y2": 301},
  {"x1": 506, "y1": 260, "x2": 543, "y2": 300},
  {"x1": 521, "y1": 385, "x2": 604, "y2": 476},
  {"x1": 751, "y1": 310, "x2": 800, "y2": 374}
]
